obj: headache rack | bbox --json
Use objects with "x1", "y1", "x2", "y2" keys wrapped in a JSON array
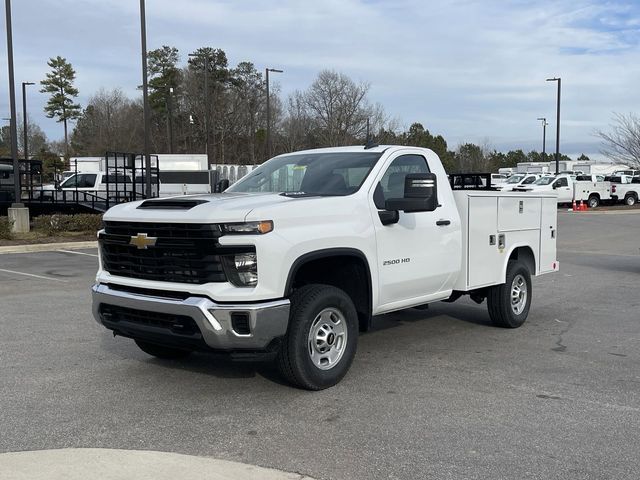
[{"x1": 448, "y1": 173, "x2": 496, "y2": 190}]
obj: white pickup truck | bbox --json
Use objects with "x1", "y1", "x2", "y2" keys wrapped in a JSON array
[
  {"x1": 609, "y1": 176, "x2": 640, "y2": 206},
  {"x1": 514, "y1": 173, "x2": 614, "y2": 207},
  {"x1": 32, "y1": 171, "x2": 138, "y2": 203},
  {"x1": 92, "y1": 146, "x2": 558, "y2": 390}
]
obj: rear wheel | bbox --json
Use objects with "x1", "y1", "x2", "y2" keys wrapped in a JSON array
[
  {"x1": 277, "y1": 284, "x2": 358, "y2": 390},
  {"x1": 487, "y1": 260, "x2": 532, "y2": 328},
  {"x1": 134, "y1": 339, "x2": 192, "y2": 359},
  {"x1": 588, "y1": 194, "x2": 600, "y2": 208},
  {"x1": 625, "y1": 194, "x2": 636, "y2": 206}
]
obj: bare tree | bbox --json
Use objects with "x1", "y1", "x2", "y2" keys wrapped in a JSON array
[
  {"x1": 596, "y1": 112, "x2": 640, "y2": 167},
  {"x1": 281, "y1": 91, "x2": 314, "y2": 152},
  {"x1": 302, "y1": 70, "x2": 378, "y2": 146},
  {"x1": 17, "y1": 114, "x2": 48, "y2": 157},
  {"x1": 71, "y1": 88, "x2": 143, "y2": 155}
]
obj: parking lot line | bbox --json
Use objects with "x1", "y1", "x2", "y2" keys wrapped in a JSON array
[
  {"x1": 0, "y1": 268, "x2": 69, "y2": 283},
  {"x1": 58, "y1": 249, "x2": 99, "y2": 257}
]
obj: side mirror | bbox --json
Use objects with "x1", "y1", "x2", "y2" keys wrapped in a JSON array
[
  {"x1": 215, "y1": 179, "x2": 230, "y2": 193},
  {"x1": 385, "y1": 173, "x2": 438, "y2": 213},
  {"x1": 552, "y1": 184, "x2": 558, "y2": 189}
]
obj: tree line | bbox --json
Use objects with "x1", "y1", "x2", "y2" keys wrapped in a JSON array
[{"x1": 2, "y1": 45, "x2": 638, "y2": 173}]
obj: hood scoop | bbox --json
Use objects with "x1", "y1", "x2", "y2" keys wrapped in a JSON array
[{"x1": 137, "y1": 198, "x2": 208, "y2": 210}]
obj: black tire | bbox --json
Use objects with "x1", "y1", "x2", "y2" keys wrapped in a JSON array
[
  {"x1": 588, "y1": 194, "x2": 600, "y2": 208},
  {"x1": 487, "y1": 260, "x2": 532, "y2": 328},
  {"x1": 277, "y1": 284, "x2": 358, "y2": 390},
  {"x1": 134, "y1": 339, "x2": 192, "y2": 359},
  {"x1": 625, "y1": 194, "x2": 636, "y2": 206}
]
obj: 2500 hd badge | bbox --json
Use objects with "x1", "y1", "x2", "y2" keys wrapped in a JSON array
[{"x1": 383, "y1": 258, "x2": 411, "y2": 266}]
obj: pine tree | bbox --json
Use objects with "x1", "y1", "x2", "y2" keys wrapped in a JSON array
[{"x1": 40, "y1": 56, "x2": 81, "y2": 159}]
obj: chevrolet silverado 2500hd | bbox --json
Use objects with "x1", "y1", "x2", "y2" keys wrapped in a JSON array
[{"x1": 92, "y1": 146, "x2": 558, "y2": 390}]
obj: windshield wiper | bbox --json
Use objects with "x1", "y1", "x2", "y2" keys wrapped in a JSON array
[{"x1": 280, "y1": 192, "x2": 344, "y2": 198}]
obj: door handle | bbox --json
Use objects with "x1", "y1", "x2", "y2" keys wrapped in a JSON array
[{"x1": 436, "y1": 219, "x2": 451, "y2": 226}]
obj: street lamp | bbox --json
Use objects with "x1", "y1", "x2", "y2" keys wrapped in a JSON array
[
  {"x1": 546, "y1": 77, "x2": 561, "y2": 174},
  {"x1": 164, "y1": 86, "x2": 174, "y2": 154},
  {"x1": 189, "y1": 52, "x2": 210, "y2": 164},
  {"x1": 536, "y1": 117, "x2": 547, "y2": 161},
  {"x1": 22, "y1": 82, "x2": 35, "y2": 161},
  {"x1": 140, "y1": 0, "x2": 152, "y2": 198},
  {"x1": 265, "y1": 67, "x2": 283, "y2": 159},
  {"x1": 5, "y1": 0, "x2": 21, "y2": 206}
]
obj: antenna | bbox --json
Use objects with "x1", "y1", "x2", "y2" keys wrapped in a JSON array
[{"x1": 364, "y1": 118, "x2": 378, "y2": 149}]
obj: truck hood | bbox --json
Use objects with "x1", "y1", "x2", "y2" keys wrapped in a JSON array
[{"x1": 103, "y1": 192, "x2": 302, "y2": 223}]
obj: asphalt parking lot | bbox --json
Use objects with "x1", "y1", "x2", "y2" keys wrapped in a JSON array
[{"x1": 1, "y1": 211, "x2": 639, "y2": 480}]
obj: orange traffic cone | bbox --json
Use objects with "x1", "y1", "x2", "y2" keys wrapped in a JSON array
[
  {"x1": 582, "y1": 201, "x2": 588, "y2": 210},
  {"x1": 572, "y1": 200, "x2": 577, "y2": 211}
]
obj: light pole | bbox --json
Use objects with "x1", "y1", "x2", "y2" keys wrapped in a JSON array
[
  {"x1": 546, "y1": 77, "x2": 561, "y2": 174},
  {"x1": 536, "y1": 117, "x2": 547, "y2": 161},
  {"x1": 265, "y1": 67, "x2": 283, "y2": 159},
  {"x1": 5, "y1": 0, "x2": 21, "y2": 206},
  {"x1": 189, "y1": 53, "x2": 210, "y2": 165},
  {"x1": 165, "y1": 86, "x2": 174, "y2": 154},
  {"x1": 22, "y1": 82, "x2": 35, "y2": 161},
  {"x1": 140, "y1": 0, "x2": 152, "y2": 197}
]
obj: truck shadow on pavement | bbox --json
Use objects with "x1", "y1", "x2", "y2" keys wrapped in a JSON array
[{"x1": 100, "y1": 301, "x2": 497, "y2": 387}]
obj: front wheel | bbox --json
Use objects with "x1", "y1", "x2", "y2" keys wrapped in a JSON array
[
  {"x1": 277, "y1": 284, "x2": 358, "y2": 390},
  {"x1": 487, "y1": 260, "x2": 532, "y2": 328}
]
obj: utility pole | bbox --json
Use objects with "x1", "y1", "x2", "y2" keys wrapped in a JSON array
[
  {"x1": 265, "y1": 67, "x2": 283, "y2": 159},
  {"x1": 140, "y1": 0, "x2": 152, "y2": 197},
  {"x1": 536, "y1": 117, "x2": 547, "y2": 160},
  {"x1": 22, "y1": 82, "x2": 35, "y2": 161},
  {"x1": 5, "y1": 0, "x2": 21, "y2": 206},
  {"x1": 546, "y1": 77, "x2": 561, "y2": 175}
]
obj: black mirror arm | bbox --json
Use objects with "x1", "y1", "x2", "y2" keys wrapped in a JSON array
[{"x1": 378, "y1": 209, "x2": 399, "y2": 226}]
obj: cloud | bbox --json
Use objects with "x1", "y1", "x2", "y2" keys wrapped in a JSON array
[{"x1": 0, "y1": 0, "x2": 638, "y2": 158}]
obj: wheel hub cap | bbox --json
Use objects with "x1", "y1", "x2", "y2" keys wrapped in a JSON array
[
  {"x1": 510, "y1": 274, "x2": 527, "y2": 315},
  {"x1": 308, "y1": 308, "x2": 347, "y2": 370}
]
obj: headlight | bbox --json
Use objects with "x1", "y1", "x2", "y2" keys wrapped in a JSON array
[
  {"x1": 222, "y1": 252, "x2": 258, "y2": 287},
  {"x1": 221, "y1": 221, "x2": 273, "y2": 235}
]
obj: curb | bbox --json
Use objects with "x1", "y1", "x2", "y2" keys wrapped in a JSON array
[
  {"x1": 0, "y1": 240, "x2": 98, "y2": 255},
  {"x1": 0, "y1": 448, "x2": 317, "y2": 480}
]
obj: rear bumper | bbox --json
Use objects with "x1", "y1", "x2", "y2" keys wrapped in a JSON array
[{"x1": 91, "y1": 283, "x2": 290, "y2": 352}]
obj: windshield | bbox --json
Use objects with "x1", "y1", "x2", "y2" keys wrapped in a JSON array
[
  {"x1": 227, "y1": 152, "x2": 383, "y2": 196},
  {"x1": 533, "y1": 176, "x2": 556, "y2": 185},
  {"x1": 506, "y1": 175, "x2": 524, "y2": 184}
]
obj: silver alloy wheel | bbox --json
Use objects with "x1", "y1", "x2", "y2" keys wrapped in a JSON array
[
  {"x1": 589, "y1": 196, "x2": 598, "y2": 208},
  {"x1": 626, "y1": 196, "x2": 636, "y2": 206},
  {"x1": 510, "y1": 274, "x2": 527, "y2": 315},
  {"x1": 307, "y1": 307, "x2": 348, "y2": 370}
]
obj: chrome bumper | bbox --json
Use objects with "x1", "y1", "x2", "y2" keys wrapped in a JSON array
[{"x1": 91, "y1": 283, "x2": 290, "y2": 351}]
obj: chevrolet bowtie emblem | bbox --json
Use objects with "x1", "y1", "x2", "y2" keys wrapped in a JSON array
[{"x1": 129, "y1": 233, "x2": 157, "y2": 249}]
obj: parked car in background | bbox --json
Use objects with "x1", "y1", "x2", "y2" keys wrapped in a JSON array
[
  {"x1": 614, "y1": 170, "x2": 640, "y2": 177},
  {"x1": 605, "y1": 174, "x2": 633, "y2": 184},
  {"x1": 491, "y1": 173, "x2": 508, "y2": 187},
  {"x1": 498, "y1": 173, "x2": 540, "y2": 191},
  {"x1": 610, "y1": 176, "x2": 640, "y2": 206},
  {"x1": 576, "y1": 174, "x2": 605, "y2": 182},
  {"x1": 513, "y1": 174, "x2": 575, "y2": 204}
]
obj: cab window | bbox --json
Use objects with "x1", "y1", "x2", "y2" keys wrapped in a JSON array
[
  {"x1": 522, "y1": 176, "x2": 537, "y2": 185},
  {"x1": 555, "y1": 178, "x2": 568, "y2": 187},
  {"x1": 374, "y1": 154, "x2": 430, "y2": 208}
]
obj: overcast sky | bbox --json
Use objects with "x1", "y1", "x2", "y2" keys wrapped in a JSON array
[{"x1": 1, "y1": 0, "x2": 639, "y2": 159}]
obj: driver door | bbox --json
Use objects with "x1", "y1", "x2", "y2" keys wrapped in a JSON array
[
  {"x1": 371, "y1": 153, "x2": 459, "y2": 308},
  {"x1": 553, "y1": 177, "x2": 572, "y2": 202}
]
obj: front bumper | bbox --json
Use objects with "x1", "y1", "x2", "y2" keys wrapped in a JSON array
[{"x1": 91, "y1": 283, "x2": 290, "y2": 352}]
